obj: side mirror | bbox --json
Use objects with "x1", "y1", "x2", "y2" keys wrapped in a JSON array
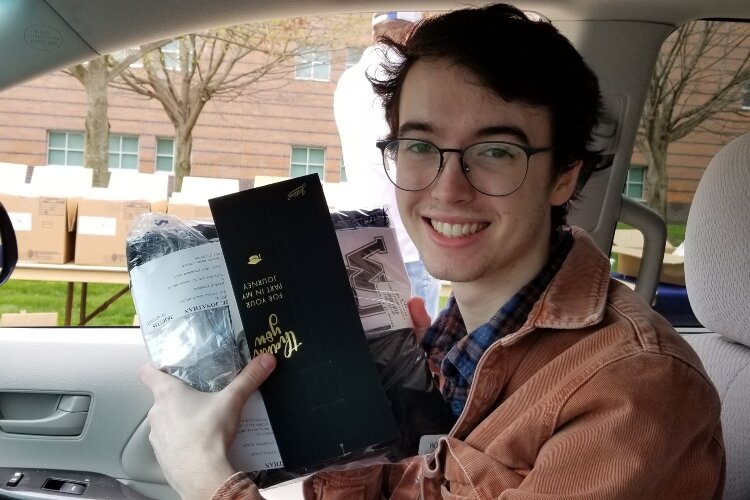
[{"x1": 0, "y1": 200, "x2": 18, "y2": 286}]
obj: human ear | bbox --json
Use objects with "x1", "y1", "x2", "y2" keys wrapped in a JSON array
[{"x1": 549, "y1": 160, "x2": 582, "y2": 206}]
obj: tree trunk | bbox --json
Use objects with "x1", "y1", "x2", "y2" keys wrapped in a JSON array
[
  {"x1": 84, "y1": 58, "x2": 111, "y2": 187},
  {"x1": 174, "y1": 129, "x2": 193, "y2": 192},
  {"x1": 645, "y1": 144, "x2": 669, "y2": 218}
]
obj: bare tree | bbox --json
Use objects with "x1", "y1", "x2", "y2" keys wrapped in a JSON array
[
  {"x1": 67, "y1": 42, "x2": 167, "y2": 187},
  {"x1": 111, "y1": 17, "x2": 353, "y2": 190},
  {"x1": 636, "y1": 21, "x2": 750, "y2": 217}
]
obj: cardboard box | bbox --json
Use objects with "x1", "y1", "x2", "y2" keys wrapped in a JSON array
[
  {"x1": 31, "y1": 165, "x2": 92, "y2": 193},
  {"x1": 610, "y1": 229, "x2": 685, "y2": 286},
  {"x1": 1, "y1": 189, "x2": 78, "y2": 264},
  {"x1": 0, "y1": 311, "x2": 58, "y2": 326},
  {"x1": 166, "y1": 197, "x2": 213, "y2": 220},
  {"x1": 210, "y1": 174, "x2": 399, "y2": 472},
  {"x1": 107, "y1": 170, "x2": 169, "y2": 199},
  {"x1": 2, "y1": 165, "x2": 93, "y2": 264},
  {"x1": 0, "y1": 162, "x2": 29, "y2": 185},
  {"x1": 75, "y1": 173, "x2": 168, "y2": 267},
  {"x1": 181, "y1": 176, "x2": 240, "y2": 198},
  {"x1": 167, "y1": 176, "x2": 240, "y2": 220}
]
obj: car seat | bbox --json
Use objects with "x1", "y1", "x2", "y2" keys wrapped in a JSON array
[{"x1": 681, "y1": 132, "x2": 750, "y2": 500}]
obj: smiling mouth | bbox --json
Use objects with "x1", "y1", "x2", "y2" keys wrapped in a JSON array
[{"x1": 430, "y1": 219, "x2": 489, "y2": 238}]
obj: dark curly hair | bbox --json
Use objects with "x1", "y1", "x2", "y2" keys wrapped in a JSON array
[{"x1": 370, "y1": 3, "x2": 603, "y2": 233}]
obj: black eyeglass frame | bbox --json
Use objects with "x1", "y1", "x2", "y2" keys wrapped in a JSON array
[{"x1": 375, "y1": 138, "x2": 555, "y2": 197}]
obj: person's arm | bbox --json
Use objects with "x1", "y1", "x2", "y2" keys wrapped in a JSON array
[
  {"x1": 518, "y1": 353, "x2": 724, "y2": 499},
  {"x1": 140, "y1": 298, "x2": 432, "y2": 500},
  {"x1": 212, "y1": 472, "x2": 265, "y2": 500},
  {"x1": 440, "y1": 352, "x2": 724, "y2": 499},
  {"x1": 139, "y1": 353, "x2": 276, "y2": 500}
]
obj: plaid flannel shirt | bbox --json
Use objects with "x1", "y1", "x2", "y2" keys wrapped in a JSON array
[{"x1": 422, "y1": 230, "x2": 574, "y2": 418}]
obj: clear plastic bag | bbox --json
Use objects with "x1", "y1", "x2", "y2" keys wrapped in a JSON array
[
  {"x1": 127, "y1": 209, "x2": 452, "y2": 483},
  {"x1": 329, "y1": 207, "x2": 453, "y2": 462},
  {"x1": 126, "y1": 212, "x2": 243, "y2": 392},
  {"x1": 252, "y1": 207, "x2": 453, "y2": 486}
]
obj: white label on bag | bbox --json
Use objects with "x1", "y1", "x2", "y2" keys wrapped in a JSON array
[
  {"x1": 130, "y1": 241, "x2": 283, "y2": 471},
  {"x1": 8, "y1": 212, "x2": 31, "y2": 232},
  {"x1": 335, "y1": 226, "x2": 412, "y2": 335},
  {"x1": 130, "y1": 242, "x2": 230, "y2": 335},
  {"x1": 228, "y1": 391, "x2": 284, "y2": 471},
  {"x1": 78, "y1": 215, "x2": 117, "y2": 236}
]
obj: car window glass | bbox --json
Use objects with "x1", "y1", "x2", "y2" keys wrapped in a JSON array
[
  {"x1": 612, "y1": 19, "x2": 750, "y2": 328},
  {"x1": 2, "y1": 15, "x2": 746, "y2": 329},
  {"x1": 0, "y1": 13, "x2": 374, "y2": 327}
]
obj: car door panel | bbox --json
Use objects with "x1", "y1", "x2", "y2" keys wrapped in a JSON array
[
  {"x1": 0, "y1": 327, "x2": 177, "y2": 499},
  {"x1": 0, "y1": 466, "x2": 153, "y2": 500}
]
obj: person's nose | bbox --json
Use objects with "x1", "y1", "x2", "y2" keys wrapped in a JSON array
[{"x1": 429, "y1": 152, "x2": 475, "y2": 203}]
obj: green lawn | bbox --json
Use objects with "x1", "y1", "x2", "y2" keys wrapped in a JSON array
[
  {"x1": 439, "y1": 294, "x2": 449, "y2": 310},
  {"x1": 4, "y1": 221, "x2": 685, "y2": 327},
  {"x1": 0, "y1": 280, "x2": 136, "y2": 326},
  {"x1": 666, "y1": 224, "x2": 686, "y2": 246},
  {"x1": 611, "y1": 222, "x2": 686, "y2": 273},
  {"x1": 616, "y1": 222, "x2": 686, "y2": 246}
]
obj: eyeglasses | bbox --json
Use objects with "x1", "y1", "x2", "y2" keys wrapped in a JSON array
[{"x1": 376, "y1": 138, "x2": 554, "y2": 196}]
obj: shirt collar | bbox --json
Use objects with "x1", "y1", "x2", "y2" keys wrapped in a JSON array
[{"x1": 422, "y1": 230, "x2": 574, "y2": 385}]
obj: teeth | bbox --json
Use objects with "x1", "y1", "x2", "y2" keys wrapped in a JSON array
[{"x1": 430, "y1": 219, "x2": 487, "y2": 238}]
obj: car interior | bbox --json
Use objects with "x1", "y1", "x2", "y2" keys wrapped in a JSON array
[{"x1": 0, "y1": 0, "x2": 748, "y2": 499}]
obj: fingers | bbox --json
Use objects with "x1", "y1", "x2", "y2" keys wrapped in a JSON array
[
  {"x1": 138, "y1": 363, "x2": 196, "y2": 400},
  {"x1": 222, "y1": 353, "x2": 276, "y2": 407},
  {"x1": 140, "y1": 354, "x2": 276, "y2": 414},
  {"x1": 408, "y1": 296, "x2": 432, "y2": 342},
  {"x1": 138, "y1": 363, "x2": 172, "y2": 390}
]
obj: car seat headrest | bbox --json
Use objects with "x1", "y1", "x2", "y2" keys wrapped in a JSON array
[{"x1": 685, "y1": 132, "x2": 750, "y2": 347}]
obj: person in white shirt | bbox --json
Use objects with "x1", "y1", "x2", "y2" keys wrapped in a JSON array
[{"x1": 334, "y1": 11, "x2": 441, "y2": 320}]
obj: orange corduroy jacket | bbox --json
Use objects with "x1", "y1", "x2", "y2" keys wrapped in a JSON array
[{"x1": 214, "y1": 228, "x2": 725, "y2": 500}]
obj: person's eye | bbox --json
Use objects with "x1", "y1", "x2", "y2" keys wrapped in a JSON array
[
  {"x1": 482, "y1": 144, "x2": 516, "y2": 159},
  {"x1": 405, "y1": 141, "x2": 434, "y2": 154}
]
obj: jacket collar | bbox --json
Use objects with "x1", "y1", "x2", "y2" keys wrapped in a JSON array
[{"x1": 501, "y1": 227, "x2": 611, "y2": 344}]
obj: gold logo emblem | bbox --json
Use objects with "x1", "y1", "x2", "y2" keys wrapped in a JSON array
[
  {"x1": 287, "y1": 183, "x2": 306, "y2": 200},
  {"x1": 248, "y1": 254, "x2": 262, "y2": 265}
]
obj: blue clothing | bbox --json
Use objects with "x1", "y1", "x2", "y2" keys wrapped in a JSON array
[
  {"x1": 422, "y1": 230, "x2": 573, "y2": 417},
  {"x1": 405, "y1": 259, "x2": 441, "y2": 321}
]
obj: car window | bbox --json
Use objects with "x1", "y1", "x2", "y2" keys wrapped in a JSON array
[
  {"x1": 0, "y1": 13, "x2": 373, "y2": 327},
  {"x1": 1, "y1": 15, "x2": 747, "y2": 330},
  {"x1": 611, "y1": 19, "x2": 750, "y2": 328}
]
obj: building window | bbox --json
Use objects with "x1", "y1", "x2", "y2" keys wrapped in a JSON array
[
  {"x1": 155, "y1": 138, "x2": 175, "y2": 172},
  {"x1": 623, "y1": 165, "x2": 646, "y2": 200},
  {"x1": 290, "y1": 146, "x2": 325, "y2": 179},
  {"x1": 339, "y1": 158, "x2": 347, "y2": 182},
  {"x1": 47, "y1": 131, "x2": 84, "y2": 166},
  {"x1": 295, "y1": 49, "x2": 331, "y2": 81},
  {"x1": 161, "y1": 40, "x2": 181, "y2": 71},
  {"x1": 108, "y1": 135, "x2": 139, "y2": 170},
  {"x1": 345, "y1": 47, "x2": 364, "y2": 69},
  {"x1": 115, "y1": 39, "x2": 181, "y2": 70}
]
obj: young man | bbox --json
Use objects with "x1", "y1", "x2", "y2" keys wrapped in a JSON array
[
  {"x1": 334, "y1": 10, "x2": 442, "y2": 320},
  {"x1": 140, "y1": 4, "x2": 725, "y2": 499}
]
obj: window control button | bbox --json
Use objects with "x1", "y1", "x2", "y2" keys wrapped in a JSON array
[
  {"x1": 6, "y1": 472, "x2": 23, "y2": 487},
  {"x1": 60, "y1": 482, "x2": 86, "y2": 495}
]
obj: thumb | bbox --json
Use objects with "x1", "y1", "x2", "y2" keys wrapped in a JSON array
[
  {"x1": 222, "y1": 353, "x2": 276, "y2": 407},
  {"x1": 408, "y1": 296, "x2": 432, "y2": 342}
]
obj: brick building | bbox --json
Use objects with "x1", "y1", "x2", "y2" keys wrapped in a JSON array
[
  {"x1": 626, "y1": 20, "x2": 750, "y2": 222},
  {"x1": 0, "y1": 16, "x2": 372, "y2": 189},
  {"x1": 0, "y1": 15, "x2": 747, "y2": 222}
]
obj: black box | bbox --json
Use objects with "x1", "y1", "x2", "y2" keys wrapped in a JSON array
[{"x1": 209, "y1": 175, "x2": 399, "y2": 472}]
